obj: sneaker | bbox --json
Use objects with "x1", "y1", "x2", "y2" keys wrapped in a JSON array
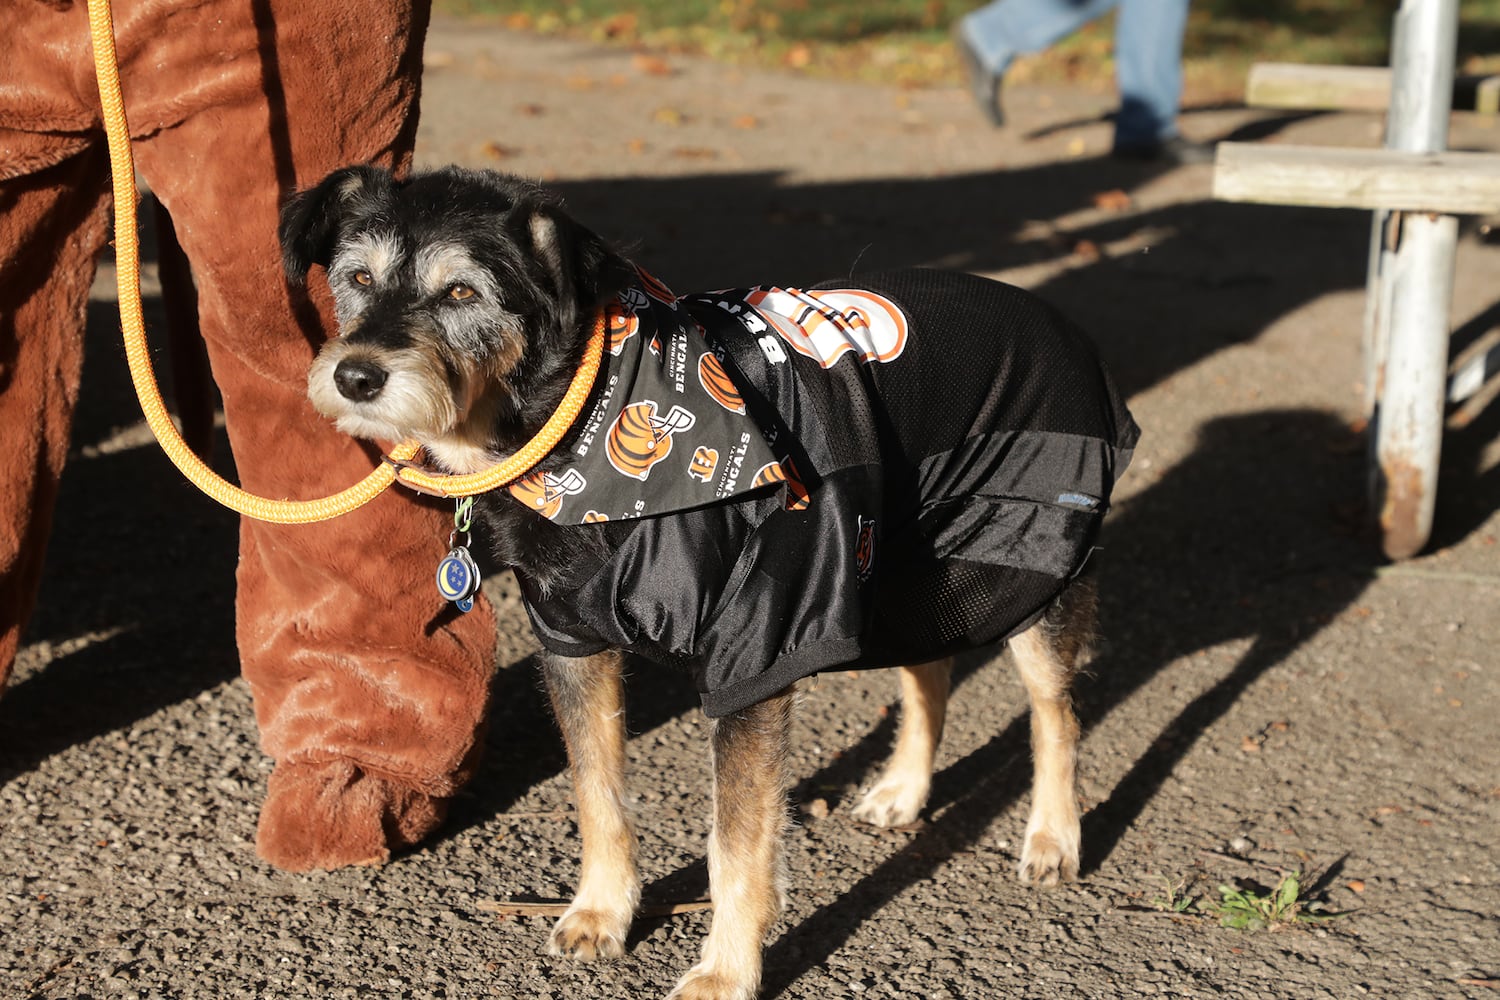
[
  {"x1": 954, "y1": 25, "x2": 1005, "y2": 127},
  {"x1": 1111, "y1": 135, "x2": 1216, "y2": 166}
]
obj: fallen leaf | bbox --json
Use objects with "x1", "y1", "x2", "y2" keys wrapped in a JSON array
[
  {"x1": 632, "y1": 53, "x2": 674, "y2": 76},
  {"x1": 600, "y1": 12, "x2": 638, "y2": 38},
  {"x1": 1067, "y1": 136, "x2": 1087, "y2": 157},
  {"x1": 480, "y1": 142, "x2": 518, "y2": 160},
  {"x1": 652, "y1": 106, "x2": 687, "y2": 126},
  {"x1": 1347, "y1": 880, "x2": 1366, "y2": 893},
  {"x1": 566, "y1": 74, "x2": 595, "y2": 91},
  {"x1": 626, "y1": 137, "x2": 648, "y2": 155},
  {"x1": 503, "y1": 12, "x2": 533, "y2": 30},
  {"x1": 731, "y1": 114, "x2": 762, "y2": 130},
  {"x1": 671, "y1": 146, "x2": 720, "y2": 160},
  {"x1": 1240, "y1": 735, "x2": 1262, "y2": 753},
  {"x1": 1072, "y1": 239, "x2": 1101, "y2": 261},
  {"x1": 785, "y1": 44, "x2": 813, "y2": 68},
  {"x1": 516, "y1": 103, "x2": 546, "y2": 117},
  {"x1": 1092, "y1": 188, "x2": 1133, "y2": 212}
]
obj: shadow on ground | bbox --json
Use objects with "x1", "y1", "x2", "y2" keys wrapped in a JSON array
[{"x1": 5, "y1": 149, "x2": 1498, "y2": 992}]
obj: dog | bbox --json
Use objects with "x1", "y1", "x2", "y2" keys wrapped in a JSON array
[{"x1": 280, "y1": 165, "x2": 1138, "y2": 1000}]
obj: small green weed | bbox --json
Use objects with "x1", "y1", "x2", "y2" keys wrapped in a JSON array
[
  {"x1": 1149, "y1": 875, "x2": 1199, "y2": 914},
  {"x1": 1206, "y1": 871, "x2": 1348, "y2": 931}
]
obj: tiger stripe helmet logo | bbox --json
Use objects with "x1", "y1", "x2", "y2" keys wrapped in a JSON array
[
  {"x1": 697, "y1": 351, "x2": 746, "y2": 414},
  {"x1": 744, "y1": 287, "x2": 908, "y2": 369},
  {"x1": 606, "y1": 401, "x2": 697, "y2": 481},
  {"x1": 605, "y1": 302, "x2": 641, "y2": 357},
  {"x1": 751, "y1": 457, "x2": 811, "y2": 511},
  {"x1": 507, "y1": 468, "x2": 588, "y2": 521},
  {"x1": 688, "y1": 445, "x2": 719, "y2": 482}
]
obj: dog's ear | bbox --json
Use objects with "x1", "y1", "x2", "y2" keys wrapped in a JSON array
[
  {"x1": 278, "y1": 165, "x2": 395, "y2": 284},
  {"x1": 523, "y1": 203, "x2": 634, "y2": 332}
]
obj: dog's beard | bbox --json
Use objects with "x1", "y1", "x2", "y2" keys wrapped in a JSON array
[{"x1": 307, "y1": 348, "x2": 460, "y2": 444}]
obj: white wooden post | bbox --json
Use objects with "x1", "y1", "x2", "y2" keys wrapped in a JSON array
[{"x1": 1365, "y1": 0, "x2": 1459, "y2": 559}]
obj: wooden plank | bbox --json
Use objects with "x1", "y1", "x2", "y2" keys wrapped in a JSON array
[
  {"x1": 1477, "y1": 75, "x2": 1500, "y2": 115},
  {"x1": 1247, "y1": 63, "x2": 1392, "y2": 112},
  {"x1": 1212, "y1": 143, "x2": 1500, "y2": 214},
  {"x1": 1246, "y1": 62, "x2": 1500, "y2": 115}
]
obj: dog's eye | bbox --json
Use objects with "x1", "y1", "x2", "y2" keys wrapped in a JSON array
[
  {"x1": 447, "y1": 283, "x2": 477, "y2": 302},
  {"x1": 352, "y1": 271, "x2": 373, "y2": 287}
]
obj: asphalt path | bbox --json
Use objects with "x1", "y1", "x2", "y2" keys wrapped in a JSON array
[{"x1": 3, "y1": 19, "x2": 1499, "y2": 999}]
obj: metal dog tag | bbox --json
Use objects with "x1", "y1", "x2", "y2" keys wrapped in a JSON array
[{"x1": 437, "y1": 544, "x2": 481, "y2": 612}]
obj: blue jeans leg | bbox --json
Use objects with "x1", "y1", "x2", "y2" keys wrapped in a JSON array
[
  {"x1": 959, "y1": 0, "x2": 1122, "y2": 74},
  {"x1": 959, "y1": 0, "x2": 1191, "y2": 147},
  {"x1": 1113, "y1": 0, "x2": 1190, "y2": 147}
]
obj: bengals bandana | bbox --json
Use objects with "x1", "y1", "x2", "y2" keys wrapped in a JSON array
[{"x1": 505, "y1": 271, "x2": 785, "y2": 523}]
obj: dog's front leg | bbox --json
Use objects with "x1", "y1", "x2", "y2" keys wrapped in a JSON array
[
  {"x1": 541, "y1": 649, "x2": 640, "y2": 961},
  {"x1": 669, "y1": 687, "x2": 795, "y2": 1000}
]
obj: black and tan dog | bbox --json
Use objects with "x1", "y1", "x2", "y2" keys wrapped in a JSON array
[{"x1": 281, "y1": 165, "x2": 1138, "y2": 1000}]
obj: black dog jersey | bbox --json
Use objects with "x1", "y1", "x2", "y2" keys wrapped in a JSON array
[{"x1": 513, "y1": 267, "x2": 1140, "y2": 717}]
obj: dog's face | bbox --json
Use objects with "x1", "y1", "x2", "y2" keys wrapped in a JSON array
[{"x1": 280, "y1": 166, "x2": 628, "y2": 465}]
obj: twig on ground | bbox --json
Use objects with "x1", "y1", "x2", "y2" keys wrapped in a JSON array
[{"x1": 477, "y1": 898, "x2": 713, "y2": 917}]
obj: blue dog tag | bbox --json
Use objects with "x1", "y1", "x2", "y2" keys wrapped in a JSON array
[{"x1": 437, "y1": 545, "x2": 481, "y2": 610}]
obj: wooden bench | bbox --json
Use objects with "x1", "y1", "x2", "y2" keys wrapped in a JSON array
[
  {"x1": 1213, "y1": 144, "x2": 1500, "y2": 214},
  {"x1": 1244, "y1": 62, "x2": 1500, "y2": 115},
  {"x1": 1212, "y1": 0, "x2": 1500, "y2": 559}
]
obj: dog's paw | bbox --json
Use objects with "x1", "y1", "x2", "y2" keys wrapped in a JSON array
[
  {"x1": 546, "y1": 906, "x2": 631, "y2": 962},
  {"x1": 851, "y1": 774, "x2": 928, "y2": 828},
  {"x1": 666, "y1": 964, "x2": 758, "y2": 1000},
  {"x1": 1018, "y1": 827, "x2": 1080, "y2": 887}
]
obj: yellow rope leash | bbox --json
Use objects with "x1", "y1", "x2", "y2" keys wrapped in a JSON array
[{"x1": 84, "y1": 0, "x2": 602, "y2": 523}]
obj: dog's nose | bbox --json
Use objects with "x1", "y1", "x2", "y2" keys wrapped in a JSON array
[{"x1": 333, "y1": 359, "x2": 389, "y2": 402}]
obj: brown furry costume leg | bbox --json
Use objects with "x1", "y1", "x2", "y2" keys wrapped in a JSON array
[
  {"x1": 0, "y1": 0, "x2": 497, "y2": 870},
  {"x1": 0, "y1": 149, "x2": 113, "y2": 690}
]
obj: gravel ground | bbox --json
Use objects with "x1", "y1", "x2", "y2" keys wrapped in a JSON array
[{"x1": 3, "y1": 19, "x2": 1499, "y2": 1000}]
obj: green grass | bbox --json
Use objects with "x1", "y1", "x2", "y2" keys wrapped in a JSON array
[
  {"x1": 436, "y1": 0, "x2": 1500, "y2": 100},
  {"x1": 1204, "y1": 871, "x2": 1349, "y2": 931}
]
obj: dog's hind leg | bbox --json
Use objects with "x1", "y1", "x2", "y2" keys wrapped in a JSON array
[
  {"x1": 852, "y1": 658, "x2": 953, "y2": 828},
  {"x1": 541, "y1": 649, "x2": 640, "y2": 961},
  {"x1": 1011, "y1": 576, "x2": 1097, "y2": 886},
  {"x1": 669, "y1": 686, "x2": 795, "y2": 1000}
]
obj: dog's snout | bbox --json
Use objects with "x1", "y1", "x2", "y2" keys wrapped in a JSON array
[{"x1": 333, "y1": 359, "x2": 389, "y2": 402}]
